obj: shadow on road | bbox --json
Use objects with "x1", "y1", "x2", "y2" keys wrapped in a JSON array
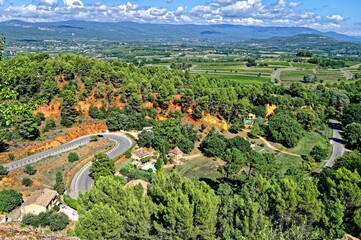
[{"x1": 329, "y1": 121, "x2": 342, "y2": 131}]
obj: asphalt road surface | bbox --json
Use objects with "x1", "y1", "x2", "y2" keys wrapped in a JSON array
[
  {"x1": 2, "y1": 133, "x2": 132, "y2": 198},
  {"x1": 69, "y1": 133, "x2": 132, "y2": 198},
  {"x1": 322, "y1": 119, "x2": 345, "y2": 169}
]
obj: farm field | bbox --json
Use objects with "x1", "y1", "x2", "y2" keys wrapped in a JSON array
[{"x1": 280, "y1": 68, "x2": 345, "y2": 84}]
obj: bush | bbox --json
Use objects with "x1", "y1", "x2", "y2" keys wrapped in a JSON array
[
  {"x1": 44, "y1": 119, "x2": 56, "y2": 132},
  {"x1": 119, "y1": 164, "x2": 153, "y2": 182},
  {"x1": 49, "y1": 212, "x2": 69, "y2": 231},
  {"x1": 124, "y1": 150, "x2": 132, "y2": 159},
  {"x1": 155, "y1": 158, "x2": 164, "y2": 170},
  {"x1": 310, "y1": 145, "x2": 328, "y2": 162},
  {"x1": 53, "y1": 205, "x2": 60, "y2": 211},
  {"x1": 0, "y1": 189, "x2": 22, "y2": 212},
  {"x1": 22, "y1": 213, "x2": 39, "y2": 227},
  {"x1": 0, "y1": 166, "x2": 8, "y2": 180},
  {"x1": 90, "y1": 135, "x2": 99, "y2": 142},
  {"x1": 229, "y1": 124, "x2": 242, "y2": 134},
  {"x1": 63, "y1": 195, "x2": 80, "y2": 210},
  {"x1": 22, "y1": 210, "x2": 69, "y2": 231},
  {"x1": 303, "y1": 74, "x2": 317, "y2": 83},
  {"x1": 24, "y1": 165, "x2": 37, "y2": 175},
  {"x1": 140, "y1": 156, "x2": 151, "y2": 163},
  {"x1": 22, "y1": 178, "x2": 33, "y2": 187},
  {"x1": 68, "y1": 152, "x2": 80, "y2": 163}
]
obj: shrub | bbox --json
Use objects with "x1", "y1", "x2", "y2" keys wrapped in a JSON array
[
  {"x1": 155, "y1": 158, "x2": 164, "y2": 170},
  {"x1": 49, "y1": 212, "x2": 69, "y2": 231},
  {"x1": 140, "y1": 156, "x2": 151, "y2": 163},
  {"x1": 90, "y1": 135, "x2": 99, "y2": 142},
  {"x1": 0, "y1": 189, "x2": 22, "y2": 212},
  {"x1": 8, "y1": 153, "x2": 15, "y2": 161},
  {"x1": 124, "y1": 150, "x2": 132, "y2": 159},
  {"x1": 63, "y1": 194, "x2": 80, "y2": 210},
  {"x1": 22, "y1": 178, "x2": 33, "y2": 187},
  {"x1": 0, "y1": 166, "x2": 8, "y2": 180},
  {"x1": 22, "y1": 210, "x2": 69, "y2": 231},
  {"x1": 119, "y1": 164, "x2": 153, "y2": 182},
  {"x1": 24, "y1": 165, "x2": 36, "y2": 175},
  {"x1": 44, "y1": 119, "x2": 56, "y2": 132},
  {"x1": 68, "y1": 152, "x2": 80, "y2": 163},
  {"x1": 22, "y1": 213, "x2": 39, "y2": 227},
  {"x1": 310, "y1": 145, "x2": 328, "y2": 162}
]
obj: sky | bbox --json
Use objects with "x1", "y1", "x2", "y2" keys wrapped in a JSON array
[{"x1": 0, "y1": 0, "x2": 360, "y2": 35}]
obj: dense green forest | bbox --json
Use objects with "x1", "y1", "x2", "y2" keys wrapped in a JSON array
[{"x1": 1, "y1": 51, "x2": 361, "y2": 239}]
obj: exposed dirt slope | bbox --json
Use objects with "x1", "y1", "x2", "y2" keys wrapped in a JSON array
[{"x1": 0, "y1": 122, "x2": 107, "y2": 164}]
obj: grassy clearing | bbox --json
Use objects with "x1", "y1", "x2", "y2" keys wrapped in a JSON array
[
  {"x1": 270, "y1": 130, "x2": 331, "y2": 157},
  {"x1": 170, "y1": 157, "x2": 223, "y2": 180},
  {"x1": 115, "y1": 159, "x2": 132, "y2": 171},
  {"x1": 274, "y1": 153, "x2": 303, "y2": 173}
]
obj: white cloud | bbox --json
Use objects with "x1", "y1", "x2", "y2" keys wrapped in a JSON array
[
  {"x1": 327, "y1": 15, "x2": 343, "y2": 21},
  {"x1": 63, "y1": 0, "x2": 83, "y2": 8},
  {"x1": 0, "y1": 0, "x2": 3, "y2": 6},
  {"x1": 288, "y1": 2, "x2": 300, "y2": 7},
  {"x1": 0, "y1": 0, "x2": 348, "y2": 33},
  {"x1": 35, "y1": 0, "x2": 58, "y2": 6},
  {"x1": 174, "y1": 6, "x2": 184, "y2": 15}
]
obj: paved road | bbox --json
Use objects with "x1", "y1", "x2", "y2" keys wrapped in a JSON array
[
  {"x1": 322, "y1": 119, "x2": 345, "y2": 169},
  {"x1": 2, "y1": 133, "x2": 132, "y2": 198},
  {"x1": 3, "y1": 135, "x2": 92, "y2": 171},
  {"x1": 69, "y1": 133, "x2": 132, "y2": 199}
]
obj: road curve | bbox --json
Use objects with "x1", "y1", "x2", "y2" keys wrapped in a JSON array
[
  {"x1": 322, "y1": 119, "x2": 345, "y2": 169},
  {"x1": 2, "y1": 133, "x2": 132, "y2": 198},
  {"x1": 69, "y1": 133, "x2": 132, "y2": 198}
]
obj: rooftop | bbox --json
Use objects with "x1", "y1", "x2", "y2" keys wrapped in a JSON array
[
  {"x1": 132, "y1": 148, "x2": 150, "y2": 159},
  {"x1": 23, "y1": 188, "x2": 57, "y2": 208},
  {"x1": 171, "y1": 147, "x2": 183, "y2": 155}
]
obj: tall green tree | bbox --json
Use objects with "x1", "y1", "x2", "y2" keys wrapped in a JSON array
[
  {"x1": 269, "y1": 113, "x2": 304, "y2": 148},
  {"x1": 54, "y1": 171, "x2": 66, "y2": 195},
  {"x1": 0, "y1": 189, "x2": 22, "y2": 213},
  {"x1": 89, "y1": 153, "x2": 115, "y2": 181}
]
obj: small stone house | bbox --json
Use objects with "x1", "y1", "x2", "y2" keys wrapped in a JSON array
[
  {"x1": 169, "y1": 147, "x2": 184, "y2": 164},
  {"x1": 21, "y1": 188, "x2": 58, "y2": 215}
]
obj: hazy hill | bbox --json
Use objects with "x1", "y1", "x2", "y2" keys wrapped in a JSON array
[
  {"x1": 1, "y1": 20, "x2": 360, "y2": 43},
  {"x1": 242, "y1": 34, "x2": 361, "y2": 54}
]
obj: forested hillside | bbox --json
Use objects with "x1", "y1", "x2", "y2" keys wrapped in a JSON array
[{"x1": 1, "y1": 52, "x2": 361, "y2": 239}]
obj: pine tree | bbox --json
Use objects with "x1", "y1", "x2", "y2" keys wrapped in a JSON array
[{"x1": 54, "y1": 171, "x2": 66, "y2": 195}]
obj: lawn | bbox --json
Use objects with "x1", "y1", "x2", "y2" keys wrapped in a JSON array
[
  {"x1": 270, "y1": 130, "x2": 332, "y2": 157},
  {"x1": 169, "y1": 157, "x2": 223, "y2": 180},
  {"x1": 274, "y1": 153, "x2": 303, "y2": 174}
]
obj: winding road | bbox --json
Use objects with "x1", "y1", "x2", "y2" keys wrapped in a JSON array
[
  {"x1": 322, "y1": 119, "x2": 345, "y2": 169},
  {"x1": 2, "y1": 133, "x2": 133, "y2": 198}
]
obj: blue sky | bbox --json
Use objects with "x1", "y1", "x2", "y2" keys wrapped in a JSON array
[{"x1": 0, "y1": 0, "x2": 360, "y2": 35}]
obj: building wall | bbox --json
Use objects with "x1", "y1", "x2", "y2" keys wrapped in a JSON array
[{"x1": 22, "y1": 204, "x2": 47, "y2": 215}]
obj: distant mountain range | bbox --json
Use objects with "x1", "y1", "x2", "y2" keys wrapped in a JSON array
[{"x1": 1, "y1": 20, "x2": 361, "y2": 43}]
